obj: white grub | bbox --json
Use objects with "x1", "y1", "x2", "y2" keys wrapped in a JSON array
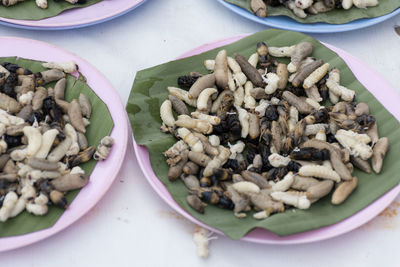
[
  {"x1": 193, "y1": 226, "x2": 216, "y2": 259},
  {"x1": 268, "y1": 153, "x2": 291, "y2": 167},
  {"x1": 305, "y1": 98, "x2": 320, "y2": 110},
  {"x1": 342, "y1": 0, "x2": 353, "y2": 9},
  {"x1": 204, "y1": 146, "x2": 230, "y2": 176},
  {"x1": 0, "y1": 191, "x2": 18, "y2": 222},
  {"x1": 287, "y1": 1, "x2": 307, "y2": 18},
  {"x1": 35, "y1": 129, "x2": 59, "y2": 159},
  {"x1": 270, "y1": 172, "x2": 294, "y2": 192},
  {"x1": 227, "y1": 57, "x2": 242, "y2": 74},
  {"x1": 353, "y1": 0, "x2": 378, "y2": 8},
  {"x1": 11, "y1": 149, "x2": 27, "y2": 162},
  {"x1": 17, "y1": 163, "x2": 32, "y2": 178},
  {"x1": 229, "y1": 141, "x2": 245, "y2": 159},
  {"x1": 94, "y1": 136, "x2": 114, "y2": 161},
  {"x1": 329, "y1": 89, "x2": 340, "y2": 104},
  {"x1": 326, "y1": 69, "x2": 355, "y2": 102},
  {"x1": 232, "y1": 181, "x2": 261, "y2": 194},
  {"x1": 160, "y1": 100, "x2": 175, "y2": 127},
  {"x1": 315, "y1": 129, "x2": 327, "y2": 142},
  {"x1": 233, "y1": 72, "x2": 247, "y2": 87},
  {"x1": 42, "y1": 61, "x2": 77, "y2": 74},
  {"x1": 322, "y1": 160, "x2": 333, "y2": 170},
  {"x1": 208, "y1": 135, "x2": 220, "y2": 147},
  {"x1": 0, "y1": 110, "x2": 25, "y2": 126},
  {"x1": 191, "y1": 112, "x2": 220, "y2": 125},
  {"x1": 248, "y1": 53, "x2": 259, "y2": 68},
  {"x1": 203, "y1": 60, "x2": 215, "y2": 71},
  {"x1": 178, "y1": 128, "x2": 203, "y2": 153},
  {"x1": 304, "y1": 123, "x2": 328, "y2": 136},
  {"x1": 288, "y1": 106, "x2": 299, "y2": 132},
  {"x1": 304, "y1": 85, "x2": 322, "y2": 102},
  {"x1": 0, "y1": 140, "x2": 6, "y2": 154},
  {"x1": 47, "y1": 138, "x2": 72, "y2": 162},
  {"x1": 227, "y1": 69, "x2": 236, "y2": 92},
  {"x1": 23, "y1": 126, "x2": 42, "y2": 158},
  {"x1": 299, "y1": 165, "x2": 341, "y2": 182},
  {"x1": 65, "y1": 123, "x2": 79, "y2": 156},
  {"x1": 270, "y1": 97, "x2": 280, "y2": 105},
  {"x1": 175, "y1": 115, "x2": 213, "y2": 135},
  {"x1": 268, "y1": 45, "x2": 296, "y2": 57},
  {"x1": 26, "y1": 193, "x2": 49, "y2": 216},
  {"x1": 35, "y1": 0, "x2": 47, "y2": 9},
  {"x1": 244, "y1": 81, "x2": 256, "y2": 109},
  {"x1": 71, "y1": 166, "x2": 85, "y2": 175},
  {"x1": 234, "y1": 85, "x2": 244, "y2": 107},
  {"x1": 18, "y1": 91, "x2": 34, "y2": 106},
  {"x1": 295, "y1": 0, "x2": 313, "y2": 9},
  {"x1": 270, "y1": 191, "x2": 310, "y2": 209},
  {"x1": 263, "y1": 73, "x2": 280, "y2": 94},
  {"x1": 335, "y1": 129, "x2": 373, "y2": 160},
  {"x1": 167, "y1": 87, "x2": 197, "y2": 107},
  {"x1": 235, "y1": 106, "x2": 249, "y2": 138},
  {"x1": 227, "y1": 57, "x2": 247, "y2": 86},
  {"x1": 303, "y1": 63, "x2": 330, "y2": 89},
  {"x1": 255, "y1": 99, "x2": 269, "y2": 117},
  {"x1": 197, "y1": 88, "x2": 217, "y2": 111},
  {"x1": 253, "y1": 210, "x2": 270, "y2": 220}
]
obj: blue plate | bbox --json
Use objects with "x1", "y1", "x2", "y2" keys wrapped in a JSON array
[
  {"x1": 216, "y1": 0, "x2": 400, "y2": 33},
  {"x1": 0, "y1": 0, "x2": 147, "y2": 30}
]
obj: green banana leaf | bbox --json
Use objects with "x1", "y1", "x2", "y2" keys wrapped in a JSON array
[
  {"x1": 127, "y1": 29, "x2": 400, "y2": 239},
  {"x1": 0, "y1": 57, "x2": 114, "y2": 237},
  {"x1": 0, "y1": 0, "x2": 102, "y2": 21},
  {"x1": 225, "y1": 0, "x2": 400, "y2": 24}
]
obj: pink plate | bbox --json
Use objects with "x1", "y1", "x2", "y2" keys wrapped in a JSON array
[
  {"x1": 0, "y1": 37, "x2": 129, "y2": 252},
  {"x1": 133, "y1": 35, "x2": 400, "y2": 245},
  {"x1": 0, "y1": 0, "x2": 147, "y2": 30}
]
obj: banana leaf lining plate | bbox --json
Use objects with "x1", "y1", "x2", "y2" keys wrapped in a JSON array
[
  {"x1": 0, "y1": 37, "x2": 129, "y2": 252},
  {"x1": 0, "y1": 0, "x2": 147, "y2": 30},
  {"x1": 217, "y1": 0, "x2": 400, "y2": 33},
  {"x1": 130, "y1": 32, "x2": 400, "y2": 244}
]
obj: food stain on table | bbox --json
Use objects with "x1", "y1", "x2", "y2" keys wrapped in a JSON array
[
  {"x1": 158, "y1": 210, "x2": 186, "y2": 221},
  {"x1": 359, "y1": 201, "x2": 400, "y2": 231}
]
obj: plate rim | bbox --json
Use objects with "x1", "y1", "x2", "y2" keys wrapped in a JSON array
[
  {"x1": 0, "y1": 0, "x2": 147, "y2": 30},
  {"x1": 216, "y1": 0, "x2": 400, "y2": 33},
  {"x1": 0, "y1": 36, "x2": 129, "y2": 252},
  {"x1": 132, "y1": 34, "x2": 400, "y2": 244}
]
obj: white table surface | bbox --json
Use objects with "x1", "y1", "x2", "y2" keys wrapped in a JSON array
[{"x1": 1, "y1": 0, "x2": 400, "y2": 266}]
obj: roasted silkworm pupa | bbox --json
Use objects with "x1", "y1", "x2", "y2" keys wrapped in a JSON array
[
  {"x1": 159, "y1": 39, "x2": 389, "y2": 220},
  {"x1": 0, "y1": 60, "x2": 113, "y2": 222}
]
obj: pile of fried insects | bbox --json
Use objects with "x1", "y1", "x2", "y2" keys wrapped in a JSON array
[
  {"x1": 0, "y1": 60, "x2": 113, "y2": 222},
  {"x1": 1, "y1": 0, "x2": 86, "y2": 9},
  {"x1": 249, "y1": 0, "x2": 379, "y2": 19},
  {"x1": 160, "y1": 40, "x2": 389, "y2": 220}
]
